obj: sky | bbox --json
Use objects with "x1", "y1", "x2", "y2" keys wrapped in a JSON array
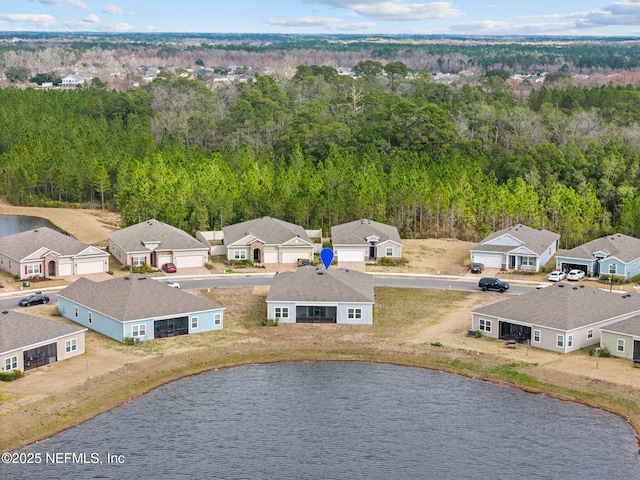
[{"x1": 2, "y1": 0, "x2": 640, "y2": 36}]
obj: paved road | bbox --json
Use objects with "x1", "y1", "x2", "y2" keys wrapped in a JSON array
[{"x1": 1, "y1": 274, "x2": 535, "y2": 312}]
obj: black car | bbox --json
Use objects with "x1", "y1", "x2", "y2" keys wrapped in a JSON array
[
  {"x1": 19, "y1": 293, "x2": 50, "y2": 306},
  {"x1": 478, "y1": 277, "x2": 510, "y2": 293},
  {"x1": 470, "y1": 262, "x2": 484, "y2": 273}
]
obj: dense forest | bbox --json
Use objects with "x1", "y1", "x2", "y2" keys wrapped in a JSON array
[{"x1": 2, "y1": 61, "x2": 640, "y2": 247}]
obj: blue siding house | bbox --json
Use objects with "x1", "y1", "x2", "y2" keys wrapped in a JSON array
[
  {"x1": 58, "y1": 274, "x2": 224, "y2": 343},
  {"x1": 556, "y1": 233, "x2": 640, "y2": 279}
]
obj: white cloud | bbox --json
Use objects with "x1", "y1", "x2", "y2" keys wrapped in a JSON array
[
  {"x1": 83, "y1": 14, "x2": 100, "y2": 24},
  {"x1": 0, "y1": 13, "x2": 57, "y2": 29},
  {"x1": 39, "y1": 0, "x2": 88, "y2": 9},
  {"x1": 265, "y1": 16, "x2": 343, "y2": 27},
  {"x1": 102, "y1": 4, "x2": 133, "y2": 15},
  {"x1": 265, "y1": 15, "x2": 376, "y2": 31},
  {"x1": 304, "y1": 0, "x2": 463, "y2": 21}
]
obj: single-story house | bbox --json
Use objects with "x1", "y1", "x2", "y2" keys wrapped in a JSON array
[
  {"x1": 0, "y1": 310, "x2": 86, "y2": 374},
  {"x1": 471, "y1": 284, "x2": 640, "y2": 353},
  {"x1": 58, "y1": 274, "x2": 224, "y2": 343},
  {"x1": 266, "y1": 266, "x2": 374, "y2": 324},
  {"x1": 555, "y1": 233, "x2": 640, "y2": 279},
  {"x1": 331, "y1": 219, "x2": 402, "y2": 263},
  {"x1": 470, "y1": 224, "x2": 559, "y2": 272},
  {"x1": 222, "y1": 217, "x2": 315, "y2": 265},
  {"x1": 0, "y1": 227, "x2": 110, "y2": 279},
  {"x1": 60, "y1": 74, "x2": 84, "y2": 87},
  {"x1": 109, "y1": 219, "x2": 209, "y2": 269},
  {"x1": 600, "y1": 317, "x2": 640, "y2": 361}
]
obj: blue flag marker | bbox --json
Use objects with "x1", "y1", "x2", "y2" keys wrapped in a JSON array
[{"x1": 320, "y1": 248, "x2": 334, "y2": 270}]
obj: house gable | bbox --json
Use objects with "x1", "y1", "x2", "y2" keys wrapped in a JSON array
[{"x1": 484, "y1": 233, "x2": 523, "y2": 247}]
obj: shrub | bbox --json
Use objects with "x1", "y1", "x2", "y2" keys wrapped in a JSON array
[
  {"x1": 430, "y1": 341, "x2": 443, "y2": 346},
  {"x1": 599, "y1": 274, "x2": 625, "y2": 284},
  {"x1": 377, "y1": 256, "x2": 408, "y2": 266},
  {"x1": 261, "y1": 317, "x2": 279, "y2": 326},
  {"x1": 0, "y1": 370, "x2": 22, "y2": 381},
  {"x1": 131, "y1": 262, "x2": 155, "y2": 274},
  {"x1": 123, "y1": 336, "x2": 135, "y2": 345},
  {"x1": 588, "y1": 346, "x2": 611, "y2": 357},
  {"x1": 474, "y1": 330, "x2": 483, "y2": 338}
]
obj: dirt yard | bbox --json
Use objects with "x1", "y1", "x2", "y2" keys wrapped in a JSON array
[{"x1": 1, "y1": 205, "x2": 639, "y2": 453}]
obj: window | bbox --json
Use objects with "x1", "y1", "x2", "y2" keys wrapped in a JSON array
[
  {"x1": 191, "y1": 316, "x2": 198, "y2": 329},
  {"x1": 65, "y1": 339, "x2": 77, "y2": 353},
  {"x1": 27, "y1": 264, "x2": 39, "y2": 275},
  {"x1": 233, "y1": 250, "x2": 246, "y2": 260},
  {"x1": 275, "y1": 307, "x2": 289, "y2": 319},
  {"x1": 5, "y1": 356, "x2": 18, "y2": 372},
  {"x1": 533, "y1": 330, "x2": 541, "y2": 343},
  {"x1": 385, "y1": 247, "x2": 393, "y2": 256},
  {"x1": 609, "y1": 264, "x2": 617, "y2": 275},
  {"x1": 214, "y1": 313, "x2": 221, "y2": 326},
  {"x1": 132, "y1": 256, "x2": 145, "y2": 266},
  {"x1": 88, "y1": 312, "x2": 92, "y2": 324},
  {"x1": 74, "y1": 306, "x2": 79, "y2": 318},
  {"x1": 521, "y1": 257, "x2": 536, "y2": 266},
  {"x1": 132, "y1": 324, "x2": 146, "y2": 337},
  {"x1": 587, "y1": 329, "x2": 593, "y2": 339},
  {"x1": 479, "y1": 319, "x2": 491, "y2": 332},
  {"x1": 617, "y1": 339, "x2": 625, "y2": 352},
  {"x1": 567, "y1": 334, "x2": 573, "y2": 347},
  {"x1": 557, "y1": 335, "x2": 564, "y2": 348},
  {"x1": 348, "y1": 308, "x2": 362, "y2": 319}
]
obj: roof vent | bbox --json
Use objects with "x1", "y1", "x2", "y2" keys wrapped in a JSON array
[
  {"x1": 579, "y1": 285, "x2": 585, "y2": 288},
  {"x1": 558, "y1": 284, "x2": 565, "y2": 287},
  {"x1": 124, "y1": 276, "x2": 131, "y2": 280},
  {"x1": 2, "y1": 311, "x2": 7, "y2": 314},
  {"x1": 573, "y1": 287, "x2": 578, "y2": 290},
  {"x1": 138, "y1": 277, "x2": 147, "y2": 280},
  {"x1": 317, "y1": 271, "x2": 324, "y2": 275}
]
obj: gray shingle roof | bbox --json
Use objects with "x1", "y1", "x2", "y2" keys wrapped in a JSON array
[
  {"x1": 58, "y1": 274, "x2": 223, "y2": 322},
  {"x1": 472, "y1": 224, "x2": 559, "y2": 256},
  {"x1": 560, "y1": 233, "x2": 640, "y2": 263},
  {"x1": 472, "y1": 284, "x2": 640, "y2": 331},
  {"x1": 223, "y1": 217, "x2": 312, "y2": 246},
  {"x1": 0, "y1": 311, "x2": 86, "y2": 355},
  {"x1": 109, "y1": 219, "x2": 207, "y2": 253},
  {"x1": 267, "y1": 266, "x2": 374, "y2": 303},
  {"x1": 331, "y1": 219, "x2": 402, "y2": 246},
  {"x1": 0, "y1": 227, "x2": 102, "y2": 260},
  {"x1": 600, "y1": 316, "x2": 640, "y2": 337}
]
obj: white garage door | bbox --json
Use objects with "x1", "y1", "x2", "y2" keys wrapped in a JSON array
[
  {"x1": 58, "y1": 263, "x2": 73, "y2": 276},
  {"x1": 281, "y1": 250, "x2": 304, "y2": 264},
  {"x1": 337, "y1": 249, "x2": 364, "y2": 262},
  {"x1": 76, "y1": 260, "x2": 105, "y2": 275},
  {"x1": 175, "y1": 255, "x2": 204, "y2": 268},
  {"x1": 264, "y1": 251, "x2": 278, "y2": 263},
  {"x1": 157, "y1": 254, "x2": 173, "y2": 266},
  {"x1": 472, "y1": 254, "x2": 502, "y2": 269}
]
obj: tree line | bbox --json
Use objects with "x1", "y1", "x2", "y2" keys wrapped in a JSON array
[{"x1": 1, "y1": 67, "x2": 640, "y2": 247}]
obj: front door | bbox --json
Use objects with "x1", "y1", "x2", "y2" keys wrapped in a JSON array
[
  {"x1": 634, "y1": 340, "x2": 640, "y2": 360},
  {"x1": 254, "y1": 248, "x2": 261, "y2": 263},
  {"x1": 369, "y1": 242, "x2": 376, "y2": 260},
  {"x1": 48, "y1": 260, "x2": 56, "y2": 276}
]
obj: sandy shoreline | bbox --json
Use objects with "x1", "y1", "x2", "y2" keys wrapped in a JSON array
[{"x1": 0, "y1": 206, "x2": 639, "y2": 455}]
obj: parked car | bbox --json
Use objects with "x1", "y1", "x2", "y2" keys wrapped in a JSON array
[
  {"x1": 162, "y1": 262, "x2": 177, "y2": 273},
  {"x1": 470, "y1": 262, "x2": 485, "y2": 273},
  {"x1": 478, "y1": 277, "x2": 510, "y2": 293},
  {"x1": 297, "y1": 258, "x2": 310, "y2": 267},
  {"x1": 161, "y1": 280, "x2": 180, "y2": 288},
  {"x1": 567, "y1": 269, "x2": 585, "y2": 281},
  {"x1": 547, "y1": 271, "x2": 566, "y2": 282},
  {"x1": 19, "y1": 293, "x2": 50, "y2": 307}
]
